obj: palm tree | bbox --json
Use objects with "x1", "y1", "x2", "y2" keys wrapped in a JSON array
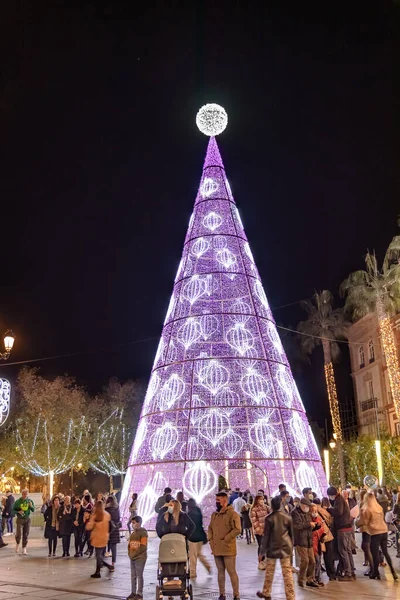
[
  {"x1": 340, "y1": 250, "x2": 400, "y2": 422},
  {"x1": 297, "y1": 290, "x2": 348, "y2": 487}
]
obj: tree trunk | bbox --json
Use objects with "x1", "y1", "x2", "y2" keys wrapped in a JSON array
[
  {"x1": 109, "y1": 475, "x2": 113, "y2": 494},
  {"x1": 322, "y1": 339, "x2": 346, "y2": 488},
  {"x1": 376, "y1": 297, "x2": 400, "y2": 421}
]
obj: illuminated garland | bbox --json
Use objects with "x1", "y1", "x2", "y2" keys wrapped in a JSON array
[
  {"x1": 14, "y1": 416, "x2": 85, "y2": 476},
  {"x1": 324, "y1": 362, "x2": 343, "y2": 441},
  {"x1": 379, "y1": 316, "x2": 400, "y2": 419},
  {"x1": 90, "y1": 408, "x2": 128, "y2": 476}
]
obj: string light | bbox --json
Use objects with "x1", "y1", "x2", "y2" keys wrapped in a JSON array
[
  {"x1": 14, "y1": 416, "x2": 84, "y2": 476},
  {"x1": 379, "y1": 316, "x2": 400, "y2": 419},
  {"x1": 90, "y1": 408, "x2": 128, "y2": 476},
  {"x1": 324, "y1": 362, "x2": 342, "y2": 440}
]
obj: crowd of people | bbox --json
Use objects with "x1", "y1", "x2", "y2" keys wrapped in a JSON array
[
  {"x1": 1, "y1": 483, "x2": 399, "y2": 600},
  {"x1": 148, "y1": 483, "x2": 400, "y2": 600}
]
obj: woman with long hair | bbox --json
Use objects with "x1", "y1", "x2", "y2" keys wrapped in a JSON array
[
  {"x1": 86, "y1": 500, "x2": 114, "y2": 578},
  {"x1": 187, "y1": 498, "x2": 211, "y2": 578},
  {"x1": 156, "y1": 499, "x2": 195, "y2": 540},
  {"x1": 105, "y1": 495, "x2": 121, "y2": 566},
  {"x1": 361, "y1": 492, "x2": 397, "y2": 580},
  {"x1": 44, "y1": 496, "x2": 60, "y2": 557},
  {"x1": 356, "y1": 489, "x2": 373, "y2": 574},
  {"x1": 58, "y1": 495, "x2": 73, "y2": 557},
  {"x1": 250, "y1": 493, "x2": 269, "y2": 569}
]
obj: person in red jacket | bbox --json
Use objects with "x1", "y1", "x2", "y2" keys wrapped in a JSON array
[{"x1": 311, "y1": 504, "x2": 325, "y2": 587}]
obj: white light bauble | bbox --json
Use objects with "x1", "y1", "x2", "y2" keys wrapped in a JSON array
[{"x1": 196, "y1": 103, "x2": 228, "y2": 136}]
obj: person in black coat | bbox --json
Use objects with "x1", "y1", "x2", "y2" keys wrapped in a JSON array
[
  {"x1": 5, "y1": 492, "x2": 15, "y2": 534},
  {"x1": 105, "y1": 495, "x2": 121, "y2": 566},
  {"x1": 156, "y1": 499, "x2": 195, "y2": 539},
  {"x1": 72, "y1": 498, "x2": 85, "y2": 557},
  {"x1": 44, "y1": 496, "x2": 61, "y2": 557},
  {"x1": 187, "y1": 498, "x2": 211, "y2": 578},
  {"x1": 58, "y1": 495, "x2": 74, "y2": 557}
]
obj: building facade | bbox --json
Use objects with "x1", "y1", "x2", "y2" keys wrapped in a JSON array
[{"x1": 347, "y1": 313, "x2": 400, "y2": 437}]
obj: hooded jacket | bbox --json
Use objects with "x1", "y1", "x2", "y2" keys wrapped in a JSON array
[{"x1": 208, "y1": 504, "x2": 241, "y2": 556}]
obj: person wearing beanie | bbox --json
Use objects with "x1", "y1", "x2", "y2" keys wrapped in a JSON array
[
  {"x1": 327, "y1": 486, "x2": 355, "y2": 581},
  {"x1": 291, "y1": 497, "x2": 320, "y2": 588}
]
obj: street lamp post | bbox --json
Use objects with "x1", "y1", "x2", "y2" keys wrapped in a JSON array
[{"x1": 0, "y1": 330, "x2": 15, "y2": 360}]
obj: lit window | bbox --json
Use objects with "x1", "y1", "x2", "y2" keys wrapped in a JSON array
[
  {"x1": 368, "y1": 340, "x2": 375, "y2": 362},
  {"x1": 359, "y1": 346, "x2": 365, "y2": 367}
]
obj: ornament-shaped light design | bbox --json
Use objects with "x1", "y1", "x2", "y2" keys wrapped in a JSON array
[
  {"x1": 121, "y1": 106, "x2": 327, "y2": 526},
  {"x1": 0, "y1": 378, "x2": 11, "y2": 427}
]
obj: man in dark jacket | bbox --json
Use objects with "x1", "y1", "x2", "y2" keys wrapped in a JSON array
[
  {"x1": 327, "y1": 486, "x2": 355, "y2": 581},
  {"x1": 291, "y1": 497, "x2": 319, "y2": 588},
  {"x1": 256, "y1": 496, "x2": 294, "y2": 600}
]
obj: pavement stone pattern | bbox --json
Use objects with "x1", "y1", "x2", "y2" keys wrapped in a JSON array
[{"x1": 0, "y1": 530, "x2": 398, "y2": 600}]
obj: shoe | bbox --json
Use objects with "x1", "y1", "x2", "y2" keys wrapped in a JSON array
[
  {"x1": 352, "y1": 574, "x2": 357, "y2": 580},
  {"x1": 108, "y1": 565, "x2": 115, "y2": 572},
  {"x1": 338, "y1": 575, "x2": 352, "y2": 581},
  {"x1": 329, "y1": 577, "x2": 337, "y2": 581},
  {"x1": 15, "y1": 544, "x2": 20, "y2": 554},
  {"x1": 364, "y1": 570, "x2": 371, "y2": 576},
  {"x1": 62, "y1": 552, "x2": 66, "y2": 557},
  {"x1": 298, "y1": 582, "x2": 305, "y2": 588},
  {"x1": 67, "y1": 553, "x2": 70, "y2": 557},
  {"x1": 48, "y1": 553, "x2": 52, "y2": 557},
  {"x1": 74, "y1": 553, "x2": 79, "y2": 557},
  {"x1": 52, "y1": 553, "x2": 56, "y2": 557},
  {"x1": 84, "y1": 550, "x2": 89, "y2": 555},
  {"x1": 256, "y1": 594, "x2": 271, "y2": 600},
  {"x1": 306, "y1": 581, "x2": 319, "y2": 588},
  {"x1": 79, "y1": 552, "x2": 83, "y2": 557},
  {"x1": 390, "y1": 569, "x2": 398, "y2": 581},
  {"x1": 369, "y1": 574, "x2": 381, "y2": 580},
  {"x1": 0, "y1": 542, "x2": 8, "y2": 548},
  {"x1": 126, "y1": 595, "x2": 138, "y2": 600},
  {"x1": 233, "y1": 597, "x2": 240, "y2": 600},
  {"x1": 317, "y1": 581, "x2": 325, "y2": 587},
  {"x1": 91, "y1": 572, "x2": 101, "y2": 578},
  {"x1": 88, "y1": 550, "x2": 93, "y2": 558},
  {"x1": 362, "y1": 561, "x2": 369, "y2": 566},
  {"x1": 22, "y1": 548, "x2": 27, "y2": 555},
  {"x1": 218, "y1": 595, "x2": 226, "y2": 600}
]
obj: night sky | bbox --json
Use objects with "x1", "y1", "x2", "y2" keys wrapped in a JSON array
[{"x1": 1, "y1": 3, "x2": 399, "y2": 430}]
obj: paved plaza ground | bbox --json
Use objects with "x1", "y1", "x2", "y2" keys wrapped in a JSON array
[{"x1": 0, "y1": 529, "x2": 398, "y2": 600}]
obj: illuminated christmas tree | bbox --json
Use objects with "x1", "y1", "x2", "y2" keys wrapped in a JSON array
[{"x1": 120, "y1": 105, "x2": 327, "y2": 525}]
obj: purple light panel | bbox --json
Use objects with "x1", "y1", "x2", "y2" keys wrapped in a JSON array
[{"x1": 120, "y1": 136, "x2": 327, "y2": 526}]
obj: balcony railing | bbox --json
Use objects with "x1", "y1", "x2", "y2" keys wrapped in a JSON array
[{"x1": 361, "y1": 398, "x2": 378, "y2": 412}]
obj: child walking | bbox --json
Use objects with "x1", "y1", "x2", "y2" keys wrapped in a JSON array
[{"x1": 127, "y1": 516, "x2": 148, "y2": 600}]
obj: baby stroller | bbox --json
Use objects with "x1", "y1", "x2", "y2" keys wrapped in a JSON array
[{"x1": 156, "y1": 534, "x2": 193, "y2": 600}]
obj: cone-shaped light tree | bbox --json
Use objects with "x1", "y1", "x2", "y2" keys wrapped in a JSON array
[
  {"x1": 120, "y1": 105, "x2": 327, "y2": 525},
  {"x1": 297, "y1": 290, "x2": 347, "y2": 487},
  {"x1": 341, "y1": 251, "x2": 400, "y2": 421}
]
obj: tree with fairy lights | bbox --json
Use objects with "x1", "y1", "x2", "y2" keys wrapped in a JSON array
[
  {"x1": 297, "y1": 290, "x2": 348, "y2": 487},
  {"x1": 3, "y1": 367, "x2": 94, "y2": 494},
  {"x1": 341, "y1": 250, "x2": 400, "y2": 422},
  {"x1": 89, "y1": 378, "x2": 143, "y2": 492}
]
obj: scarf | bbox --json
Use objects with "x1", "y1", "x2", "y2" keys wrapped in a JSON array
[
  {"x1": 51, "y1": 506, "x2": 59, "y2": 530},
  {"x1": 64, "y1": 504, "x2": 72, "y2": 515}
]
